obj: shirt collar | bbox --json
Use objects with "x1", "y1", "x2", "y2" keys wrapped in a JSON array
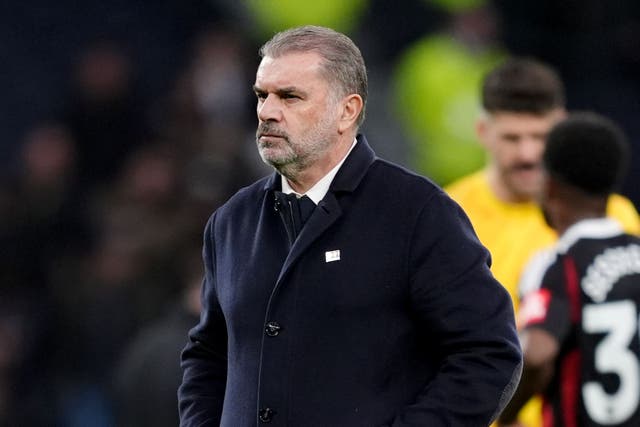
[
  {"x1": 281, "y1": 138, "x2": 358, "y2": 204},
  {"x1": 556, "y1": 217, "x2": 624, "y2": 254}
]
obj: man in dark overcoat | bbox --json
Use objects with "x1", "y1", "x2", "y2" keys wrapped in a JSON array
[{"x1": 179, "y1": 25, "x2": 522, "y2": 426}]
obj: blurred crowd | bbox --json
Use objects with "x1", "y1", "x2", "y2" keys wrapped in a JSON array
[
  {"x1": 1, "y1": 1, "x2": 639, "y2": 426},
  {"x1": 1, "y1": 3, "x2": 267, "y2": 425}
]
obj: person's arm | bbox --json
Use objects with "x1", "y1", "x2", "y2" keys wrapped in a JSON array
[
  {"x1": 391, "y1": 192, "x2": 523, "y2": 426},
  {"x1": 178, "y1": 214, "x2": 228, "y2": 426},
  {"x1": 497, "y1": 328, "x2": 558, "y2": 425}
]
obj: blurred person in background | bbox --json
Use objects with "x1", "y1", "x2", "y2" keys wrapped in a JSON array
[
  {"x1": 0, "y1": 298, "x2": 53, "y2": 427},
  {"x1": 113, "y1": 242, "x2": 202, "y2": 427},
  {"x1": 52, "y1": 230, "x2": 138, "y2": 427},
  {"x1": 63, "y1": 40, "x2": 149, "y2": 198},
  {"x1": 498, "y1": 112, "x2": 640, "y2": 427},
  {"x1": 0, "y1": 121, "x2": 88, "y2": 297},
  {"x1": 0, "y1": 121, "x2": 88, "y2": 426},
  {"x1": 179, "y1": 25, "x2": 521, "y2": 426},
  {"x1": 445, "y1": 57, "x2": 639, "y2": 426},
  {"x1": 87, "y1": 143, "x2": 198, "y2": 320}
]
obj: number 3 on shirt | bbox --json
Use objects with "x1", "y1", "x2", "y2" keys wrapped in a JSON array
[{"x1": 583, "y1": 300, "x2": 639, "y2": 424}]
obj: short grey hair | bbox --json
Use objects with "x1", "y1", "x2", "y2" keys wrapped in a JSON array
[{"x1": 259, "y1": 25, "x2": 368, "y2": 127}]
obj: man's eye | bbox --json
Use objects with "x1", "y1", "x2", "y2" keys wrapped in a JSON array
[{"x1": 256, "y1": 92, "x2": 267, "y2": 100}]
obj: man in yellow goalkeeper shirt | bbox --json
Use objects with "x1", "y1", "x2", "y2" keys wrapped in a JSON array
[{"x1": 445, "y1": 57, "x2": 640, "y2": 427}]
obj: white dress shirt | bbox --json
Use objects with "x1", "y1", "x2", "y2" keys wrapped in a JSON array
[{"x1": 281, "y1": 138, "x2": 358, "y2": 204}]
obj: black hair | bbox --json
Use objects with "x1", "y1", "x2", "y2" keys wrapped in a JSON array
[
  {"x1": 544, "y1": 112, "x2": 630, "y2": 195},
  {"x1": 482, "y1": 57, "x2": 565, "y2": 114}
]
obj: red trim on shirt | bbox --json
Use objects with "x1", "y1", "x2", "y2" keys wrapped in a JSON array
[
  {"x1": 543, "y1": 398, "x2": 554, "y2": 427},
  {"x1": 560, "y1": 255, "x2": 581, "y2": 427},
  {"x1": 560, "y1": 350, "x2": 581, "y2": 427},
  {"x1": 563, "y1": 256, "x2": 581, "y2": 322}
]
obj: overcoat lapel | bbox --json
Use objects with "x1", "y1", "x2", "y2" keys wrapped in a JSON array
[
  {"x1": 272, "y1": 134, "x2": 376, "y2": 287},
  {"x1": 276, "y1": 192, "x2": 343, "y2": 284}
]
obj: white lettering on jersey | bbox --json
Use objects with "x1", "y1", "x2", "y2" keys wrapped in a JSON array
[{"x1": 582, "y1": 244, "x2": 640, "y2": 302}]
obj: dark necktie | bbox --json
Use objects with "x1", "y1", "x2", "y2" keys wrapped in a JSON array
[
  {"x1": 296, "y1": 195, "x2": 316, "y2": 226},
  {"x1": 273, "y1": 191, "x2": 316, "y2": 243}
]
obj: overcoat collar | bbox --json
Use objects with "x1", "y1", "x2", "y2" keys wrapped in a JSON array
[{"x1": 263, "y1": 134, "x2": 377, "y2": 290}]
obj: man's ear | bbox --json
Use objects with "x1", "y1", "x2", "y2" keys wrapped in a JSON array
[
  {"x1": 475, "y1": 116, "x2": 490, "y2": 148},
  {"x1": 337, "y1": 94, "x2": 363, "y2": 134}
]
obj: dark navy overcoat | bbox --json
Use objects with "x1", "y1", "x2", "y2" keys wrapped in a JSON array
[{"x1": 179, "y1": 135, "x2": 522, "y2": 426}]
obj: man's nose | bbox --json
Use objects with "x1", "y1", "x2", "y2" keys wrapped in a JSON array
[
  {"x1": 257, "y1": 94, "x2": 282, "y2": 122},
  {"x1": 518, "y1": 138, "x2": 544, "y2": 162}
]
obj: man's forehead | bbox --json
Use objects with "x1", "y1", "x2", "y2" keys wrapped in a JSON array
[
  {"x1": 487, "y1": 109, "x2": 566, "y2": 123},
  {"x1": 486, "y1": 110, "x2": 564, "y2": 131},
  {"x1": 256, "y1": 52, "x2": 324, "y2": 84},
  {"x1": 261, "y1": 50, "x2": 323, "y2": 65}
]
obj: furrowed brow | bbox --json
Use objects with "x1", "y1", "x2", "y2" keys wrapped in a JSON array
[
  {"x1": 276, "y1": 87, "x2": 298, "y2": 95},
  {"x1": 253, "y1": 85, "x2": 306, "y2": 99}
]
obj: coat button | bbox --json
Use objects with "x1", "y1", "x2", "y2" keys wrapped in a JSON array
[
  {"x1": 259, "y1": 407, "x2": 275, "y2": 423},
  {"x1": 265, "y1": 321, "x2": 282, "y2": 337}
]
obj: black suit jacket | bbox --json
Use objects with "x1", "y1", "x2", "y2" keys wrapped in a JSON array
[{"x1": 179, "y1": 135, "x2": 522, "y2": 426}]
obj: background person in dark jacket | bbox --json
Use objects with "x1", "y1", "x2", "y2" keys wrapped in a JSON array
[{"x1": 179, "y1": 25, "x2": 522, "y2": 426}]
